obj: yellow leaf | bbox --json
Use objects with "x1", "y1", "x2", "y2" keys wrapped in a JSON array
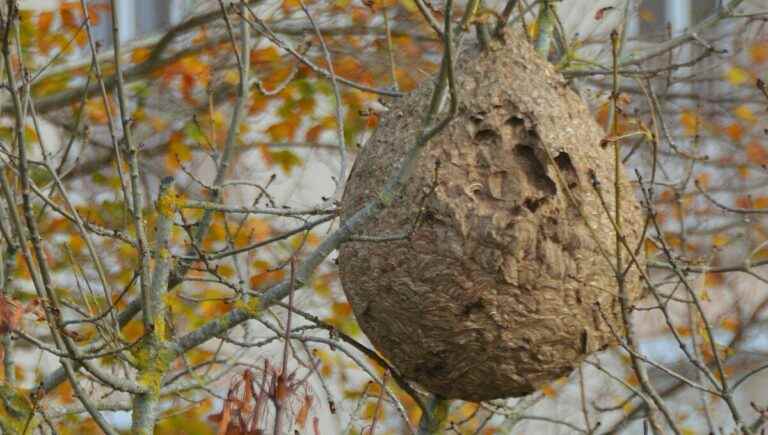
[
  {"x1": 131, "y1": 47, "x2": 151, "y2": 64},
  {"x1": 399, "y1": 0, "x2": 418, "y2": 12},
  {"x1": 639, "y1": 7, "x2": 656, "y2": 22},
  {"x1": 737, "y1": 164, "x2": 749, "y2": 178},
  {"x1": 218, "y1": 264, "x2": 235, "y2": 279},
  {"x1": 622, "y1": 401, "x2": 633, "y2": 414},
  {"x1": 664, "y1": 233, "x2": 682, "y2": 249},
  {"x1": 724, "y1": 66, "x2": 750, "y2": 86},
  {"x1": 754, "y1": 246, "x2": 768, "y2": 262},
  {"x1": 712, "y1": 233, "x2": 729, "y2": 248},
  {"x1": 644, "y1": 238, "x2": 659, "y2": 256},
  {"x1": 234, "y1": 218, "x2": 271, "y2": 246},
  {"x1": 626, "y1": 372, "x2": 639, "y2": 387},
  {"x1": 166, "y1": 133, "x2": 191, "y2": 171},
  {"x1": 313, "y1": 275, "x2": 332, "y2": 297},
  {"x1": 734, "y1": 104, "x2": 756, "y2": 123}
]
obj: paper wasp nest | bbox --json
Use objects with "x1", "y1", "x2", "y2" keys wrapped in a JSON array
[{"x1": 339, "y1": 33, "x2": 644, "y2": 401}]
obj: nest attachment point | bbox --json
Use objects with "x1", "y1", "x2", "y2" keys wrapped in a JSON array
[{"x1": 339, "y1": 34, "x2": 644, "y2": 402}]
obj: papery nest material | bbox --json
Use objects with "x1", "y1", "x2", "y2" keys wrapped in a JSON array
[{"x1": 339, "y1": 32, "x2": 644, "y2": 401}]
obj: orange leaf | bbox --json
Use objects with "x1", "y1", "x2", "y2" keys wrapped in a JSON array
[
  {"x1": 131, "y1": 47, "x2": 151, "y2": 64},
  {"x1": 295, "y1": 394, "x2": 313, "y2": 428},
  {"x1": 754, "y1": 196, "x2": 768, "y2": 209},
  {"x1": 675, "y1": 325, "x2": 691, "y2": 337},
  {"x1": 282, "y1": 0, "x2": 300, "y2": 11},
  {"x1": 541, "y1": 383, "x2": 557, "y2": 398},
  {"x1": 746, "y1": 142, "x2": 768, "y2": 165},
  {"x1": 84, "y1": 97, "x2": 109, "y2": 124},
  {"x1": 704, "y1": 272, "x2": 724, "y2": 288},
  {"x1": 250, "y1": 46, "x2": 280, "y2": 65},
  {"x1": 60, "y1": 3, "x2": 81, "y2": 29},
  {"x1": 234, "y1": 218, "x2": 271, "y2": 246},
  {"x1": 644, "y1": 239, "x2": 659, "y2": 256},
  {"x1": 720, "y1": 318, "x2": 740, "y2": 333},
  {"x1": 722, "y1": 122, "x2": 743, "y2": 141},
  {"x1": 275, "y1": 374, "x2": 290, "y2": 402},
  {"x1": 626, "y1": 372, "x2": 639, "y2": 387},
  {"x1": 267, "y1": 119, "x2": 298, "y2": 141},
  {"x1": 37, "y1": 12, "x2": 54, "y2": 42},
  {"x1": 639, "y1": 7, "x2": 656, "y2": 22},
  {"x1": 249, "y1": 260, "x2": 286, "y2": 289},
  {"x1": 737, "y1": 164, "x2": 750, "y2": 178},
  {"x1": 679, "y1": 110, "x2": 700, "y2": 136},
  {"x1": 214, "y1": 404, "x2": 231, "y2": 435},
  {"x1": 750, "y1": 41, "x2": 768, "y2": 64},
  {"x1": 0, "y1": 295, "x2": 22, "y2": 334},
  {"x1": 305, "y1": 124, "x2": 325, "y2": 142},
  {"x1": 735, "y1": 195, "x2": 752, "y2": 209}
]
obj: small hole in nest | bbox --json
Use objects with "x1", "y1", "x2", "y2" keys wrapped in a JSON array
[
  {"x1": 523, "y1": 197, "x2": 547, "y2": 212},
  {"x1": 514, "y1": 145, "x2": 557, "y2": 196},
  {"x1": 475, "y1": 128, "x2": 499, "y2": 142},
  {"x1": 506, "y1": 116, "x2": 525, "y2": 128},
  {"x1": 554, "y1": 151, "x2": 580, "y2": 189}
]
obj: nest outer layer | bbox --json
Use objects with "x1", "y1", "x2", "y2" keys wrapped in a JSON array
[{"x1": 338, "y1": 34, "x2": 644, "y2": 402}]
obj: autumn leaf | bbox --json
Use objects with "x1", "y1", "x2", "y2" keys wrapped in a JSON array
[
  {"x1": 746, "y1": 142, "x2": 768, "y2": 165},
  {"x1": 750, "y1": 41, "x2": 768, "y2": 64},
  {"x1": 0, "y1": 295, "x2": 22, "y2": 334},
  {"x1": 249, "y1": 260, "x2": 286, "y2": 289},
  {"x1": 724, "y1": 66, "x2": 750, "y2": 86},
  {"x1": 594, "y1": 6, "x2": 615, "y2": 20},
  {"x1": 733, "y1": 104, "x2": 756, "y2": 122},
  {"x1": 540, "y1": 383, "x2": 558, "y2": 398},
  {"x1": 166, "y1": 137, "x2": 192, "y2": 171},
  {"x1": 638, "y1": 7, "x2": 656, "y2": 22},
  {"x1": 712, "y1": 233, "x2": 729, "y2": 248},
  {"x1": 720, "y1": 318, "x2": 740, "y2": 333},
  {"x1": 644, "y1": 239, "x2": 659, "y2": 256},
  {"x1": 250, "y1": 46, "x2": 280, "y2": 65},
  {"x1": 270, "y1": 149, "x2": 303, "y2": 173},
  {"x1": 722, "y1": 122, "x2": 743, "y2": 141},
  {"x1": 679, "y1": 110, "x2": 701, "y2": 136},
  {"x1": 675, "y1": 325, "x2": 691, "y2": 337},
  {"x1": 703, "y1": 272, "x2": 724, "y2": 288},
  {"x1": 131, "y1": 47, "x2": 151, "y2": 64},
  {"x1": 754, "y1": 196, "x2": 768, "y2": 209},
  {"x1": 60, "y1": 3, "x2": 81, "y2": 30},
  {"x1": 295, "y1": 394, "x2": 313, "y2": 429}
]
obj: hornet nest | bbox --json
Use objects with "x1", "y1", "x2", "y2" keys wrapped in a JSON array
[{"x1": 338, "y1": 32, "x2": 644, "y2": 401}]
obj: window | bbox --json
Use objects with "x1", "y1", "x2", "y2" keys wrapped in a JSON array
[
  {"x1": 92, "y1": 0, "x2": 186, "y2": 47},
  {"x1": 638, "y1": 0, "x2": 719, "y2": 40}
]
